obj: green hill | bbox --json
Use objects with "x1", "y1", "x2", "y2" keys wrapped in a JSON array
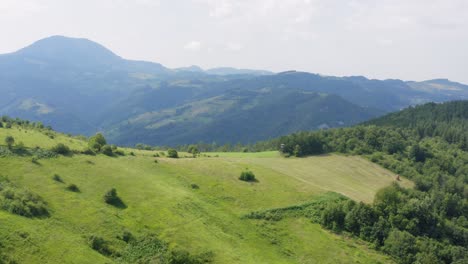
[{"x1": 0, "y1": 120, "x2": 399, "y2": 263}]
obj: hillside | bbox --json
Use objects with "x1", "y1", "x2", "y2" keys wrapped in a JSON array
[
  {"x1": 367, "y1": 100, "x2": 468, "y2": 125},
  {"x1": 365, "y1": 100, "x2": 468, "y2": 148},
  {"x1": 256, "y1": 100, "x2": 468, "y2": 263},
  {"x1": 107, "y1": 89, "x2": 381, "y2": 146},
  {"x1": 0, "y1": 119, "x2": 402, "y2": 263},
  {"x1": 1, "y1": 36, "x2": 468, "y2": 145}
]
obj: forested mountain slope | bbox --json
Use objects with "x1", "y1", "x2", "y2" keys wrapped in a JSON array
[
  {"x1": 366, "y1": 100, "x2": 468, "y2": 148},
  {"x1": 107, "y1": 89, "x2": 382, "y2": 145}
]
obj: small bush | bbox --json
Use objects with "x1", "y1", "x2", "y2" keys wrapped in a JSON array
[
  {"x1": 114, "y1": 149, "x2": 125, "y2": 156},
  {"x1": 191, "y1": 183, "x2": 200, "y2": 189},
  {"x1": 52, "y1": 174, "x2": 64, "y2": 183},
  {"x1": 82, "y1": 148, "x2": 96, "y2": 155},
  {"x1": 101, "y1": 145, "x2": 113, "y2": 156},
  {"x1": 88, "y1": 133, "x2": 107, "y2": 152},
  {"x1": 31, "y1": 157, "x2": 40, "y2": 164},
  {"x1": 167, "y1": 149, "x2": 178, "y2": 158},
  {"x1": 88, "y1": 235, "x2": 114, "y2": 256},
  {"x1": 104, "y1": 188, "x2": 126, "y2": 208},
  {"x1": 51, "y1": 143, "x2": 71, "y2": 155},
  {"x1": 239, "y1": 170, "x2": 256, "y2": 182},
  {"x1": 129, "y1": 152, "x2": 135, "y2": 156},
  {"x1": 154, "y1": 159, "x2": 158, "y2": 163},
  {"x1": 4, "y1": 136, "x2": 14, "y2": 149},
  {"x1": 66, "y1": 184, "x2": 80, "y2": 192},
  {"x1": 119, "y1": 231, "x2": 134, "y2": 243}
]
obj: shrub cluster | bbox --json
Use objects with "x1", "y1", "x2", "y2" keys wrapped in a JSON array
[
  {"x1": 103, "y1": 188, "x2": 126, "y2": 208},
  {"x1": 88, "y1": 235, "x2": 115, "y2": 257},
  {"x1": 239, "y1": 170, "x2": 256, "y2": 182},
  {"x1": 167, "y1": 149, "x2": 178, "y2": 158},
  {"x1": 0, "y1": 177, "x2": 49, "y2": 218},
  {"x1": 66, "y1": 184, "x2": 80, "y2": 192},
  {"x1": 52, "y1": 174, "x2": 64, "y2": 183},
  {"x1": 0, "y1": 143, "x2": 57, "y2": 159},
  {"x1": 118, "y1": 234, "x2": 213, "y2": 264},
  {"x1": 30, "y1": 147, "x2": 58, "y2": 159},
  {"x1": 51, "y1": 143, "x2": 71, "y2": 155},
  {"x1": 86, "y1": 133, "x2": 123, "y2": 157}
]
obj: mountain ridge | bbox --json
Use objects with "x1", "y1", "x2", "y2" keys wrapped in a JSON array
[{"x1": 0, "y1": 35, "x2": 468, "y2": 145}]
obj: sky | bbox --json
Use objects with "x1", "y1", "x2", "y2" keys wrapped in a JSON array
[{"x1": 0, "y1": 0, "x2": 467, "y2": 83}]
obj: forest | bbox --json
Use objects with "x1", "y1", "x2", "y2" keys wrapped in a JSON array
[{"x1": 261, "y1": 101, "x2": 468, "y2": 263}]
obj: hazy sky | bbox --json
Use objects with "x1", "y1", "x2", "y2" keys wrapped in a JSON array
[{"x1": 0, "y1": 0, "x2": 467, "y2": 83}]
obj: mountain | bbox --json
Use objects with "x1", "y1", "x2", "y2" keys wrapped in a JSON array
[
  {"x1": 0, "y1": 36, "x2": 468, "y2": 145},
  {"x1": 205, "y1": 67, "x2": 273, "y2": 76},
  {"x1": 12, "y1": 35, "x2": 122, "y2": 67},
  {"x1": 0, "y1": 36, "x2": 171, "y2": 134},
  {"x1": 174, "y1": 66, "x2": 273, "y2": 76},
  {"x1": 107, "y1": 88, "x2": 381, "y2": 145}
]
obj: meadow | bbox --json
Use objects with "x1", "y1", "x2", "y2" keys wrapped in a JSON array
[{"x1": 0, "y1": 126, "x2": 403, "y2": 263}]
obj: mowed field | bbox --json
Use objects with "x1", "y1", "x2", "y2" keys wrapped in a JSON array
[
  {"x1": 171, "y1": 154, "x2": 412, "y2": 203},
  {"x1": 0, "y1": 127, "x2": 406, "y2": 263}
]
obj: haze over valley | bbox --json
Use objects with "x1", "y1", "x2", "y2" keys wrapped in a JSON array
[{"x1": 1, "y1": 36, "x2": 468, "y2": 146}]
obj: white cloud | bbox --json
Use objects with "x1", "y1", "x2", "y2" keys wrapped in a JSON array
[
  {"x1": 184, "y1": 41, "x2": 202, "y2": 51},
  {"x1": 209, "y1": 1, "x2": 232, "y2": 17},
  {"x1": 0, "y1": 0, "x2": 46, "y2": 17},
  {"x1": 225, "y1": 42, "x2": 243, "y2": 51},
  {"x1": 376, "y1": 38, "x2": 394, "y2": 47}
]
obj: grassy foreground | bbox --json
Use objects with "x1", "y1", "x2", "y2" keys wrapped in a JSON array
[{"x1": 0, "y1": 127, "x2": 405, "y2": 263}]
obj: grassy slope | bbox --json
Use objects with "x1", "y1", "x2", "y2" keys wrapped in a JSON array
[
  {"x1": 0, "y1": 125, "x2": 87, "y2": 150},
  {"x1": 0, "y1": 127, "x2": 401, "y2": 263}
]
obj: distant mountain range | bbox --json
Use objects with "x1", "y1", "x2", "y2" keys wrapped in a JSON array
[{"x1": 1, "y1": 35, "x2": 467, "y2": 146}]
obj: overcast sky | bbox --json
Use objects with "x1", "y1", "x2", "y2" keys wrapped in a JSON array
[{"x1": 0, "y1": 0, "x2": 467, "y2": 83}]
